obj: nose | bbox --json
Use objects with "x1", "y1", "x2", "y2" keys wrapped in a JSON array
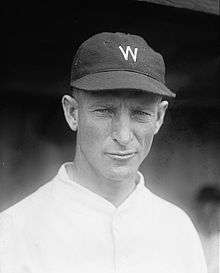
[{"x1": 111, "y1": 113, "x2": 133, "y2": 146}]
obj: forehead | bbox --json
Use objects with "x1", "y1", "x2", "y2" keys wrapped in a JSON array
[{"x1": 79, "y1": 90, "x2": 160, "y2": 106}]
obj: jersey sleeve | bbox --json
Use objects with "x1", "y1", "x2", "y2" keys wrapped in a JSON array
[
  {"x1": 0, "y1": 212, "x2": 31, "y2": 273},
  {"x1": 176, "y1": 210, "x2": 208, "y2": 273}
]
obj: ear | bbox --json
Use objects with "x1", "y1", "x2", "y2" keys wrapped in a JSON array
[
  {"x1": 154, "y1": 100, "x2": 168, "y2": 135},
  {"x1": 62, "y1": 95, "x2": 79, "y2": 131}
]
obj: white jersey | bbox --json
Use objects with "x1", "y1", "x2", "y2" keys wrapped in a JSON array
[{"x1": 0, "y1": 163, "x2": 207, "y2": 273}]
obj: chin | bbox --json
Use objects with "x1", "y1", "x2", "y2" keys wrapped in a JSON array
[{"x1": 104, "y1": 166, "x2": 136, "y2": 182}]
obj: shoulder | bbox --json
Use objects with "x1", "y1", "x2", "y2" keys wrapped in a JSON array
[
  {"x1": 142, "y1": 186, "x2": 200, "y2": 234},
  {"x1": 137, "y1": 172, "x2": 196, "y2": 230},
  {"x1": 0, "y1": 179, "x2": 55, "y2": 230},
  {"x1": 141, "y1": 187, "x2": 207, "y2": 271}
]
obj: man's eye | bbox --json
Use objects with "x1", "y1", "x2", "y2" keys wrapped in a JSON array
[
  {"x1": 95, "y1": 109, "x2": 112, "y2": 113},
  {"x1": 93, "y1": 108, "x2": 114, "y2": 116},
  {"x1": 131, "y1": 110, "x2": 152, "y2": 122},
  {"x1": 132, "y1": 110, "x2": 150, "y2": 116}
]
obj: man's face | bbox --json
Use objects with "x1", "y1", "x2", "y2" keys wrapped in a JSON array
[{"x1": 64, "y1": 91, "x2": 168, "y2": 181}]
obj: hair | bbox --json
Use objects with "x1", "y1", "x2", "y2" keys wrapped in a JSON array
[{"x1": 70, "y1": 86, "x2": 80, "y2": 98}]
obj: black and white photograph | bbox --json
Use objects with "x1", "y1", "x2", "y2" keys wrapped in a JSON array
[{"x1": 0, "y1": 1, "x2": 219, "y2": 273}]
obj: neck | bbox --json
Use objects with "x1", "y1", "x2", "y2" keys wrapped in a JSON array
[{"x1": 68, "y1": 147, "x2": 138, "y2": 207}]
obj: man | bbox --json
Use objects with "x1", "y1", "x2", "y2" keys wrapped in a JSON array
[{"x1": 0, "y1": 32, "x2": 207, "y2": 273}]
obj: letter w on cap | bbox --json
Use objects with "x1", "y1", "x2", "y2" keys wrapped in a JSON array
[{"x1": 119, "y1": 46, "x2": 138, "y2": 62}]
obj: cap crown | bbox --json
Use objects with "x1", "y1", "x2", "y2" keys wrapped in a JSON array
[{"x1": 71, "y1": 32, "x2": 166, "y2": 85}]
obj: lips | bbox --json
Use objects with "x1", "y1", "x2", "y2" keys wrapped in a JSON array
[{"x1": 105, "y1": 151, "x2": 136, "y2": 160}]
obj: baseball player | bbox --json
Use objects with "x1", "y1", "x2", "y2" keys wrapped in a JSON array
[{"x1": 0, "y1": 32, "x2": 208, "y2": 273}]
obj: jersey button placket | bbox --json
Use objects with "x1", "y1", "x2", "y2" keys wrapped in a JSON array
[
  {"x1": 111, "y1": 212, "x2": 119, "y2": 273},
  {"x1": 111, "y1": 211, "x2": 126, "y2": 273}
]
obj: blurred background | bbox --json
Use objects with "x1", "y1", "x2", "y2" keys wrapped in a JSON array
[{"x1": 1, "y1": 1, "x2": 219, "y2": 271}]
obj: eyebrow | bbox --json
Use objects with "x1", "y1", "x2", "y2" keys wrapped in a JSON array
[
  {"x1": 88, "y1": 103, "x2": 154, "y2": 112},
  {"x1": 88, "y1": 102, "x2": 116, "y2": 108}
]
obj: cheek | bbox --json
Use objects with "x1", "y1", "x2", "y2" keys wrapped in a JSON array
[
  {"x1": 142, "y1": 132, "x2": 155, "y2": 156},
  {"x1": 134, "y1": 123, "x2": 156, "y2": 161},
  {"x1": 77, "y1": 117, "x2": 110, "y2": 149},
  {"x1": 136, "y1": 121, "x2": 156, "y2": 149}
]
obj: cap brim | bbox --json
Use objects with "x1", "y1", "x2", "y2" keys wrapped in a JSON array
[{"x1": 70, "y1": 71, "x2": 175, "y2": 97}]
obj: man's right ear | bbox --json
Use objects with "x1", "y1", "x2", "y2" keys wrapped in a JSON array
[{"x1": 62, "y1": 95, "x2": 79, "y2": 131}]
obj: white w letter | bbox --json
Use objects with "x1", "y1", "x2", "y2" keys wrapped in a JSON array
[{"x1": 119, "y1": 46, "x2": 138, "y2": 62}]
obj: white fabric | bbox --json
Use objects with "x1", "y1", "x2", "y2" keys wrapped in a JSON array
[{"x1": 0, "y1": 163, "x2": 207, "y2": 273}]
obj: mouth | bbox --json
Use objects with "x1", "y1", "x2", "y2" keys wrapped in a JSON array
[{"x1": 105, "y1": 151, "x2": 136, "y2": 160}]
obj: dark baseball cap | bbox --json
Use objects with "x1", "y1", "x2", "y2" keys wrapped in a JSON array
[{"x1": 70, "y1": 32, "x2": 175, "y2": 97}]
